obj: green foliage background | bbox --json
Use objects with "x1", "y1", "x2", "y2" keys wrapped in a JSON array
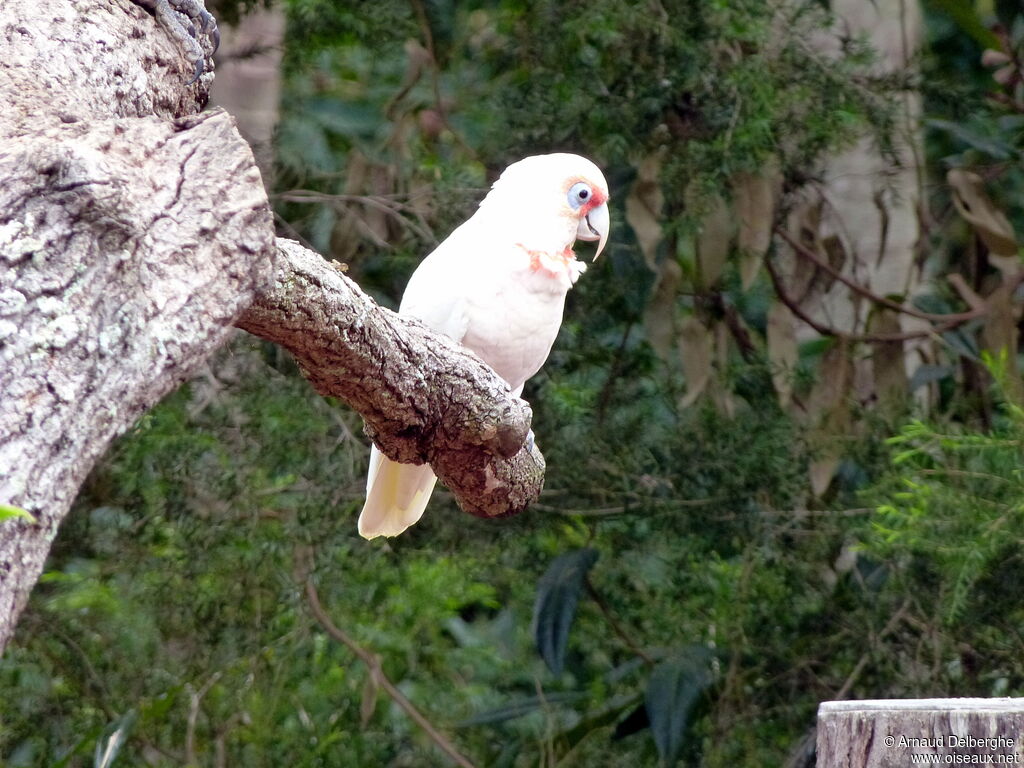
[{"x1": 4, "y1": 1, "x2": 1024, "y2": 767}]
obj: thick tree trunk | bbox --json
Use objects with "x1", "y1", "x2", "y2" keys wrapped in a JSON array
[
  {"x1": 817, "y1": 699, "x2": 1024, "y2": 767},
  {"x1": 0, "y1": 0, "x2": 541, "y2": 653},
  {"x1": 0, "y1": 0, "x2": 275, "y2": 653},
  {"x1": 776, "y1": 0, "x2": 927, "y2": 495}
]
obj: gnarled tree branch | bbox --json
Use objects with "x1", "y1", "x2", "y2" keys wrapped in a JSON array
[{"x1": 236, "y1": 239, "x2": 544, "y2": 519}]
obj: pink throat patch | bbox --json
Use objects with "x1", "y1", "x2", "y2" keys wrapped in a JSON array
[{"x1": 521, "y1": 245, "x2": 577, "y2": 277}]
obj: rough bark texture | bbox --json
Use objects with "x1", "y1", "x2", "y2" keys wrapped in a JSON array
[
  {"x1": 817, "y1": 699, "x2": 1024, "y2": 767},
  {"x1": 237, "y1": 240, "x2": 544, "y2": 519},
  {"x1": 0, "y1": 0, "x2": 543, "y2": 653},
  {"x1": 3, "y1": 0, "x2": 216, "y2": 127},
  {"x1": 0, "y1": 0, "x2": 275, "y2": 653}
]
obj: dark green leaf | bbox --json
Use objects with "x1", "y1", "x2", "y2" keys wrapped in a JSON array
[
  {"x1": 645, "y1": 650, "x2": 715, "y2": 766},
  {"x1": 532, "y1": 548, "x2": 599, "y2": 677},
  {"x1": 912, "y1": 293, "x2": 953, "y2": 315},
  {"x1": 942, "y1": 326, "x2": 982, "y2": 361},
  {"x1": 909, "y1": 364, "x2": 954, "y2": 392},
  {"x1": 308, "y1": 98, "x2": 380, "y2": 138},
  {"x1": 138, "y1": 686, "x2": 182, "y2": 726},
  {"x1": 51, "y1": 729, "x2": 100, "y2": 768},
  {"x1": 926, "y1": 119, "x2": 1015, "y2": 160},
  {"x1": 924, "y1": 0, "x2": 1001, "y2": 49},
  {"x1": 797, "y1": 337, "x2": 836, "y2": 361},
  {"x1": 855, "y1": 555, "x2": 889, "y2": 593},
  {"x1": 555, "y1": 692, "x2": 644, "y2": 748},
  {"x1": 612, "y1": 701, "x2": 650, "y2": 740}
]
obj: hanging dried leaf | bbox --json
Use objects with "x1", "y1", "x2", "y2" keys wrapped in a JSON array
[
  {"x1": 782, "y1": 199, "x2": 840, "y2": 302},
  {"x1": 330, "y1": 150, "x2": 371, "y2": 260},
  {"x1": 733, "y1": 159, "x2": 782, "y2": 290},
  {"x1": 360, "y1": 670, "x2": 379, "y2": 728},
  {"x1": 644, "y1": 259, "x2": 683, "y2": 362},
  {"x1": 806, "y1": 342, "x2": 853, "y2": 497},
  {"x1": 365, "y1": 162, "x2": 396, "y2": 243},
  {"x1": 625, "y1": 153, "x2": 665, "y2": 271},
  {"x1": 695, "y1": 193, "x2": 732, "y2": 289},
  {"x1": 809, "y1": 442, "x2": 843, "y2": 498},
  {"x1": 947, "y1": 168, "x2": 1019, "y2": 260},
  {"x1": 678, "y1": 316, "x2": 713, "y2": 408},
  {"x1": 766, "y1": 301, "x2": 798, "y2": 407},
  {"x1": 709, "y1": 320, "x2": 736, "y2": 416},
  {"x1": 738, "y1": 240, "x2": 765, "y2": 294},
  {"x1": 980, "y1": 278, "x2": 1024, "y2": 404},
  {"x1": 383, "y1": 39, "x2": 430, "y2": 121},
  {"x1": 869, "y1": 308, "x2": 906, "y2": 408},
  {"x1": 407, "y1": 178, "x2": 434, "y2": 222}
]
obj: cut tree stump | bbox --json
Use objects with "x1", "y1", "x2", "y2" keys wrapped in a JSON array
[{"x1": 817, "y1": 698, "x2": 1024, "y2": 767}]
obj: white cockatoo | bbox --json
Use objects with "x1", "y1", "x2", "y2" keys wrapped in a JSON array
[{"x1": 358, "y1": 153, "x2": 610, "y2": 539}]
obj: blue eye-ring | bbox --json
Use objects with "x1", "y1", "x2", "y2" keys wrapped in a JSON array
[{"x1": 568, "y1": 182, "x2": 592, "y2": 209}]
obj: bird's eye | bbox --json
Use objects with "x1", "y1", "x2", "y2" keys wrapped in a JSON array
[{"x1": 568, "y1": 182, "x2": 592, "y2": 209}]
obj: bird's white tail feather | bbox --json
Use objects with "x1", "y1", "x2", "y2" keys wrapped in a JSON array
[{"x1": 358, "y1": 446, "x2": 437, "y2": 539}]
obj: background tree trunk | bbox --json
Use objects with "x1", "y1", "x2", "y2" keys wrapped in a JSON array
[
  {"x1": 210, "y1": 6, "x2": 285, "y2": 180},
  {"x1": 778, "y1": 0, "x2": 926, "y2": 495}
]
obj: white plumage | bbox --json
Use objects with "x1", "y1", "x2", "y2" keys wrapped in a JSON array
[{"x1": 358, "y1": 153, "x2": 610, "y2": 539}]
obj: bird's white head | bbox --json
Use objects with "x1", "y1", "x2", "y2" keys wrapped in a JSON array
[{"x1": 477, "y1": 153, "x2": 611, "y2": 260}]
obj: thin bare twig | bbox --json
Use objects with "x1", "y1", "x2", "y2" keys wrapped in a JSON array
[
  {"x1": 186, "y1": 672, "x2": 222, "y2": 766},
  {"x1": 532, "y1": 497, "x2": 720, "y2": 517},
  {"x1": 776, "y1": 227, "x2": 986, "y2": 324},
  {"x1": 708, "y1": 507, "x2": 875, "y2": 522},
  {"x1": 304, "y1": 578, "x2": 479, "y2": 768},
  {"x1": 764, "y1": 256, "x2": 961, "y2": 343},
  {"x1": 833, "y1": 598, "x2": 910, "y2": 700},
  {"x1": 770, "y1": 230, "x2": 1024, "y2": 345},
  {"x1": 275, "y1": 189, "x2": 436, "y2": 244},
  {"x1": 213, "y1": 712, "x2": 243, "y2": 768}
]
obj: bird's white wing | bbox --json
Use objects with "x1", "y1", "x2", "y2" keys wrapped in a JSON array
[{"x1": 398, "y1": 224, "x2": 478, "y2": 341}]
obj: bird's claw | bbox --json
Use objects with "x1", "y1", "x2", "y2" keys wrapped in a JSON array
[
  {"x1": 191, "y1": 6, "x2": 221, "y2": 55},
  {"x1": 187, "y1": 58, "x2": 204, "y2": 86}
]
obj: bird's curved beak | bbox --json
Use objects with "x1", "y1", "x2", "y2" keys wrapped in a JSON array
[{"x1": 576, "y1": 201, "x2": 609, "y2": 260}]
